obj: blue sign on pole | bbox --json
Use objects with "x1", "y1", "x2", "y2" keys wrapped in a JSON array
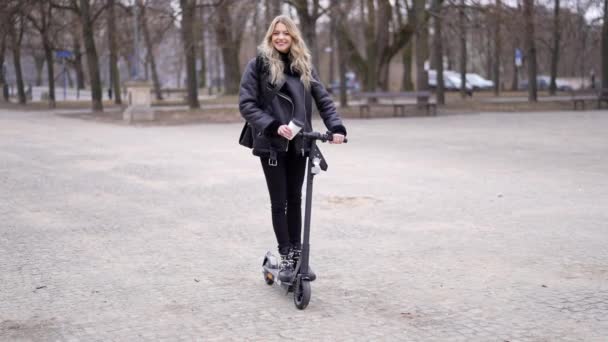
[
  {"x1": 515, "y1": 48, "x2": 523, "y2": 67},
  {"x1": 55, "y1": 50, "x2": 73, "y2": 101},
  {"x1": 56, "y1": 50, "x2": 73, "y2": 59}
]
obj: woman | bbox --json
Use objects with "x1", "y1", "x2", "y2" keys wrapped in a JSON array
[{"x1": 239, "y1": 15, "x2": 347, "y2": 282}]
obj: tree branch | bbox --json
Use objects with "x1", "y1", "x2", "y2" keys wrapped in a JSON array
[
  {"x1": 91, "y1": 2, "x2": 112, "y2": 23},
  {"x1": 50, "y1": 0, "x2": 79, "y2": 14}
]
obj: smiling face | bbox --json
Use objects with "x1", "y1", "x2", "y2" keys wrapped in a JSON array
[{"x1": 271, "y1": 22, "x2": 292, "y2": 53}]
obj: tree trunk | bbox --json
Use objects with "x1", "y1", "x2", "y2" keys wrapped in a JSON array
[
  {"x1": 141, "y1": 2, "x2": 162, "y2": 101},
  {"x1": 34, "y1": 54, "x2": 45, "y2": 86},
  {"x1": 485, "y1": 28, "x2": 492, "y2": 81},
  {"x1": 10, "y1": 16, "x2": 26, "y2": 105},
  {"x1": 66, "y1": 67, "x2": 74, "y2": 88},
  {"x1": 338, "y1": 0, "x2": 413, "y2": 92},
  {"x1": 0, "y1": 35, "x2": 7, "y2": 101},
  {"x1": 549, "y1": 0, "x2": 560, "y2": 95},
  {"x1": 432, "y1": 0, "x2": 445, "y2": 105},
  {"x1": 332, "y1": 0, "x2": 347, "y2": 107},
  {"x1": 414, "y1": 0, "x2": 429, "y2": 99},
  {"x1": 329, "y1": 11, "x2": 336, "y2": 85},
  {"x1": 291, "y1": 0, "x2": 319, "y2": 68},
  {"x1": 265, "y1": 0, "x2": 281, "y2": 24},
  {"x1": 601, "y1": 0, "x2": 608, "y2": 89},
  {"x1": 493, "y1": 0, "x2": 501, "y2": 95},
  {"x1": 523, "y1": 0, "x2": 537, "y2": 101},
  {"x1": 338, "y1": 45, "x2": 347, "y2": 107},
  {"x1": 459, "y1": 0, "x2": 467, "y2": 98},
  {"x1": 253, "y1": 2, "x2": 260, "y2": 53},
  {"x1": 43, "y1": 40, "x2": 56, "y2": 108},
  {"x1": 107, "y1": 0, "x2": 122, "y2": 104},
  {"x1": 376, "y1": 0, "x2": 391, "y2": 90},
  {"x1": 13, "y1": 58, "x2": 26, "y2": 103},
  {"x1": 365, "y1": 0, "x2": 377, "y2": 91},
  {"x1": 72, "y1": 28, "x2": 86, "y2": 90},
  {"x1": 198, "y1": 5, "x2": 207, "y2": 88},
  {"x1": 80, "y1": 0, "x2": 103, "y2": 111},
  {"x1": 215, "y1": 2, "x2": 241, "y2": 95},
  {"x1": 13, "y1": 46, "x2": 26, "y2": 104},
  {"x1": 402, "y1": 42, "x2": 414, "y2": 91},
  {"x1": 180, "y1": 0, "x2": 199, "y2": 108},
  {"x1": 215, "y1": 44, "x2": 221, "y2": 93}
]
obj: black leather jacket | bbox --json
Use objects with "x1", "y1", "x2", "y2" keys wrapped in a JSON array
[{"x1": 239, "y1": 55, "x2": 346, "y2": 158}]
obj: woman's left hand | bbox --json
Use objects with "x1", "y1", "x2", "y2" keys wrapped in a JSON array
[{"x1": 330, "y1": 134, "x2": 345, "y2": 144}]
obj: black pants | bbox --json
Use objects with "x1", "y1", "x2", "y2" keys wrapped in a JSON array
[{"x1": 260, "y1": 146, "x2": 307, "y2": 255}]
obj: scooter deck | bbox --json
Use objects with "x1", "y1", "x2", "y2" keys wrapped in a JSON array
[{"x1": 262, "y1": 251, "x2": 315, "y2": 291}]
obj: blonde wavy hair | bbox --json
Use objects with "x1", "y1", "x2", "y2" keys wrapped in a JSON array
[{"x1": 257, "y1": 15, "x2": 314, "y2": 89}]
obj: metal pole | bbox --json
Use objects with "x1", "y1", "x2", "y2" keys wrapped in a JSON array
[{"x1": 63, "y1": 58, "x2": 67, "y2": 100}]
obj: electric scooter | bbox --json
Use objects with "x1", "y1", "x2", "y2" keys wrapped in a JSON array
[{"x1": 261, "y1": 131, "x2": 347, "y2": 310}]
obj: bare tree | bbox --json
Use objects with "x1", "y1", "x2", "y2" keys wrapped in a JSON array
[
  {"x1": 140, "y1": 0, "x2": 162, "y2": 100},
  {"x1": 265, "y1": 0, "x2": 281, "y2": 24},
  {"x1": 328, "y1": 5, "x2": 336, "y2": 84},
  {"x1": 285, "y1": 0, "x2": 329, "y2": 68},
  {"x1": 33, "y1": 51, "x2": 45, "y2": 86},
  {"x1": 414, "y1": 0, "x2": 429, "y2": 103},
  {"x1": 365, "y1": 0, "x2": 378, "y2": 90},
  {"x1": 53, "y1": 0, "x2": 106, "y2": 111},
  {"x1": 510, "y1": 26, "x2": 521, "y2": 91},
  {"x1": 458, "y1": 0, "x2": 468, "y2": 98},
  {"x1": 215, "y1": 0, "x2": 252, "y2": 95},
  {"x1": 180, "y1": 0, "x2": 199, "y2": 108},
  {"x1": 493, "y1": 0, "x2": 501, "y2": 95},
  {"x1": 602, "y1": 0, "x2": 608, "y2": 89},
  {"x1": 331, "y1": 0, "x2": 347, "y2": 107},
  {"x1": 198, "y1": 5, "x2": 207, "y2": 89},
  {"x1": 548, "y1": 0, "x2": 560, "y2": 95},
  {"x1": 107, "y1": 0, "x2": 121, "y2": 104},
  {"x1": 523, "y1": 0, "x2": 538, "y2": 101},
  {"x1": 394, "y1": 0, "x2": 414, "y2": 90},
  {"x1": 71, "y1": 27, "x2": 86, "y2": 90},
  {"x1": 26, "y1": 0, "x2": 57, "y2": 108},
  {"x1": 9, "y1": 9, "x2": 27, "y2": 104},
  {"x1": 78, "y1": 0, "x2": 103, "y2": 111},
  {"x1": 337, "y1": 0, "x2": 415, "y2": 91},
  {"x1": 0, "y1": 35, "x2": 6, "y2": 100},
  {"x1": 432, "y1": 0, "x2": 446, "y2": 104}
]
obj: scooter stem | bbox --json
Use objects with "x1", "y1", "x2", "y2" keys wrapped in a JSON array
[{"x1": 299, "y1": 143, "x2": 318, "y2": 275}]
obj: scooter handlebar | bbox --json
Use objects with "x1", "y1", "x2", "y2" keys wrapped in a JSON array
[{"x1": 300, "y1": 131, "x2": 348, "y2": 143}]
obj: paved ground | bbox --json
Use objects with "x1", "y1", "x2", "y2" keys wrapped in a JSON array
[{"x1": 1, "y1": 109, "x2": 607, "y2": 341}]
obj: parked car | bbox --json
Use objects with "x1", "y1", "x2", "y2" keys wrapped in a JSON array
[
  {"x1": 327, "y1": 80, "x2": 361, "y2": 95},
  {"x1": 465, "y1": 73, "x2": 494, "y2": 90},
  {"x1": 428, "y1": 69, "x2": 474, "y2": 95},
  {"x1": 327, "y1": 72, "x2": 361, "y2": 95},
  {"x1": 519, "y1": 76, "x2": 573, "y2": 91}
]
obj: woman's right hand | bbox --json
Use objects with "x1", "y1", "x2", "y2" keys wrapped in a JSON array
[{"x1": 277, "y1": 125, "x2": 293, "y2": 139}]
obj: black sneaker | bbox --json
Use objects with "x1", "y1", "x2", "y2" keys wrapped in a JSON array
[
  {"x1": 289, "y1": 246, "x2": 316, "y2": 281},
  {"x1": 278, "y1": 254, "x2": 294, "y2": 282}
]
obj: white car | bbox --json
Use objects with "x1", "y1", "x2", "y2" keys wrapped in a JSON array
[
  {"x1": 428, "y1": 70, "x2": 474, "y2": 93},
  {"x1": 465, "y1": 73, "x2": 494, "y2": 90}
]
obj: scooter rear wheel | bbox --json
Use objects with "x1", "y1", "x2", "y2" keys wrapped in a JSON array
[
  {"x1": 263, "y1": 271, "x2": 274, "y2": 285},
  {"x1": 294, "y1": 278, "x2": 311, "y2": 310}
]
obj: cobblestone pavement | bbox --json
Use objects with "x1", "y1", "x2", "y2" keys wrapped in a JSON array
[{"x1": 1, "y1": 109, "x2": 607, "y2": 341}]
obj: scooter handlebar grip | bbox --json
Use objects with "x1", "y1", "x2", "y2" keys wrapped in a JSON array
[{"x1": 327, "y1": 132, "x2": 348, "y2": 143}]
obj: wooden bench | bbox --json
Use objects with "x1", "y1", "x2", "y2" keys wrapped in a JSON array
[
  {"x1": 571, "y1": 88, "x2": 608, "y2": 110},
  {"x1": 352, "y1": 91, "x2": 437, "y2": 118}
]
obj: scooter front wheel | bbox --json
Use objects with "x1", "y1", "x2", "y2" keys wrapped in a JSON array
[{"x1": 294, "y1": 278, "x2": 311, "y2": 310}]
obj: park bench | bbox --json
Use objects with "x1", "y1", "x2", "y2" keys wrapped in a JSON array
[
  {"x1": 571, "y1": 88, "x2": 608, "y2": 110},
  {"x1": 352, "y1": 91, "x2": 437, "y2": 118}
]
